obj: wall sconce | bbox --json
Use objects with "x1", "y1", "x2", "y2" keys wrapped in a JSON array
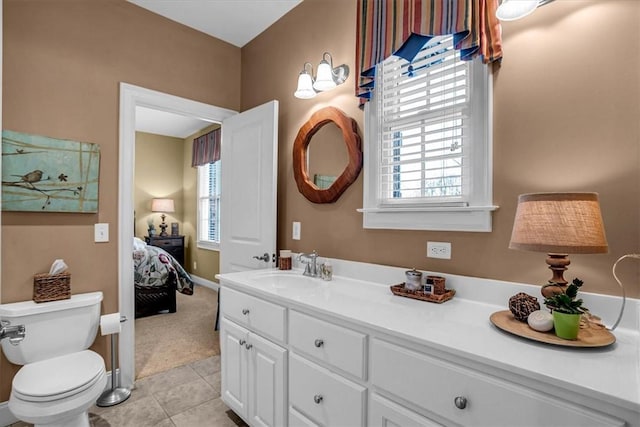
[
  {"x1": 496, "y1": 0, "x2": 555, "y2": 21},
  {"x1": 294, "y1": 52, "x2": 349, "y2": 99},
  {"x1": 151, "y1": 198, "x2": 175, "y2": 236}
]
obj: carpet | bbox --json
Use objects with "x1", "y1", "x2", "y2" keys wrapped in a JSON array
[{"x1": 135, "y1": 285, "x2": 220, "y2": 379}]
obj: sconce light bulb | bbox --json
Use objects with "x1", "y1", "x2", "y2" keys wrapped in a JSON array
[
  {"x1": 313, "y1": 60, "x2": 337, "y2": 91},
  {"x1": 294, "y1": 72, "x2": 316, "y2": 99}
]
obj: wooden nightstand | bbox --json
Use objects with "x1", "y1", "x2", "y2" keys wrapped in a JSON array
[{"x1": 145, "y1": 235, "x2": 185, "y2": 267}]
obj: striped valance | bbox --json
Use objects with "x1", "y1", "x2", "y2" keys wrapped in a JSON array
[
  {"x1": 191, "y1": 128, "x2": 221, "y2": 167},
  {"x1": 356, "y1": 0, "x2": 503, "y2": 101}
]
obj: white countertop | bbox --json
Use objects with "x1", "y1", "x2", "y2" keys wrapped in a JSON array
[{"x1": 217, "y1": 260, "x2": 640, "y2": 415}]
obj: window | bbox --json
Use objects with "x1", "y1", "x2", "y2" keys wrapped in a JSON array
[
  {"x1": 197, "y1": 160, "x2": 221, "y2": 250},
  {"x1": 361, "y1": 35, "x2": 496, "y2": 232}
]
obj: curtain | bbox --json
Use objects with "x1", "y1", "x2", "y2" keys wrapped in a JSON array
[
  {"x1": 191, "y1": 128, "x2": 221, "y2": 167},
  {"x1": 356, "y1": 0, "x2": 502, "y2": 100}
]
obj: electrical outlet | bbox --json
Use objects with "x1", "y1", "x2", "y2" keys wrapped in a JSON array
[
  {"x1": 193, "y1": 261, "x2": 197, "y2": 270},
  {"x1": 292, "y1": 221, "x2": 301, "y2": 240},
  {"x1": 427, "y1": 241, "x2": 451, "y2": 259}
]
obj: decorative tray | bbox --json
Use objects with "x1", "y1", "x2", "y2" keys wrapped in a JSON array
[
  {"x1": 490, "y1": 310, "x2": 616, "y2": 348},
  {"x1": 390, "y1": 283, "x2": 455, "y2": 304}
]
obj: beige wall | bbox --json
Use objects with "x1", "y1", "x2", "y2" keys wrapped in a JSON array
[
  {"x1": 1, "y1": 0, "x2": 240, "y2": 400},
  {"x1": 242, "y1": 0, "x2": 639, "y2": 298},
  {"x1": 1, "y1": 0, "x2": 638, "y2": 404},
  {"x1": 134, "y1": 132, "x2": 184, "y2": 238},
  {"x1": 182, "y1": 124, "x2": 221, "y2": 281}
]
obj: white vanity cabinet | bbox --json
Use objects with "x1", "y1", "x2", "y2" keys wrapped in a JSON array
[
  {"x1": 220, "y1": 288, "x2": 287, "y2": 427},
  {"x1": 218, "y1": 266, "x2": 640, "y2": 427},
  {"x1": 370, "y1": 338, "x2": 625, "y2": 427}
]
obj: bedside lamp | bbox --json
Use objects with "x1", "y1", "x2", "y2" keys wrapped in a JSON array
[
  {"x1": 151, "y1": 198, "x2": 175, "y2": 237},
  {"x1": 509, "y1": 192, "x2": 608, "y2": 298}
]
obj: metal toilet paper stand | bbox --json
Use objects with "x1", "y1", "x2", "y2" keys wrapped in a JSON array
[{"x1": 97, "y1": 315, "x2": 131, "y2": 407}]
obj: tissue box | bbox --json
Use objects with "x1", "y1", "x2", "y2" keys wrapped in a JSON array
[{"x1": 33, "y1": 273, "x2": 71, "y2": 303}]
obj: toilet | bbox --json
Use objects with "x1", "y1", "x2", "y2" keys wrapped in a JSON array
[{"x1": 0, "y1": 292, "x2": 107, "y2": 427}]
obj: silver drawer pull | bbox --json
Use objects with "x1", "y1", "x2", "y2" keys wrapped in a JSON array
[
  {"x1": 313, "y1": 395, "x2": 323, "y2": 404},
  {"x1": 454, "y1": 396, "x2": 467, "y2": 410},
  {"x1": 245, "y1": 343, "x2": 253, "y2": 350},
  {"x1": 314, "y1": 339, "x2": 324, "y2": 348},
  {"x1": 239, "y1": 339, "x2": 246, "y2": 346},
  {"x1": 242, "y1": 309, "x2": 250, "y2": 315}
]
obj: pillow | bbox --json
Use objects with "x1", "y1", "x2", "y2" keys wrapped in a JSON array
[{"x1": 133, "y1": 237, "x2": 147, "y2": 251}]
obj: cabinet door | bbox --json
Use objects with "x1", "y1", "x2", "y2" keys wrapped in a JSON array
[
  {"x1": 248, "y1": 332, "x2": 287, "y2": 427},
  {"x1": 221, "y1": 318, "x2": 249, "y2": 420},
  {"x1": 370, "y1": 393, "x2": 443, "y2": 427}
]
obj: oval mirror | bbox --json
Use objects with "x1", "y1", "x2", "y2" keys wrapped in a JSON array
[{"x1": 293, "y1": 107, "x2": 362, "y2": 204}]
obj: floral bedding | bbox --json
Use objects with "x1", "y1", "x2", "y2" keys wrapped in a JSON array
[{"x1": 133, "y1": 240, "x2": 193, "y2": 295}]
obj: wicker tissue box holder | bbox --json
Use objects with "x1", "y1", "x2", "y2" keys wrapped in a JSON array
[{"x1": 33, "y1": 272, "x2": 71, "y2": 303}]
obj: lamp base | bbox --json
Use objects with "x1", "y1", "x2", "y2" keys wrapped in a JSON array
[
  {"x1": 541, "y1": 253, "x2": 570, "y2": 298},
  {"x1": 159, "y1": 213, "x2": 168, "y2": 236}
]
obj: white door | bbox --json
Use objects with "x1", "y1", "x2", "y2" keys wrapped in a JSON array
[
  {"x1": 249, "y1": 333, "x2": 287, "y2": 427},
  {"x1": 220, "y1": 101, "x2": 278, "y2": 273}
]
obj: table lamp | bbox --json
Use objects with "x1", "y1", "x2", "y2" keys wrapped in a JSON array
[
  {"x1": 509, "y1": 192, "x2": 608, "y2": 298},
  {"x1": 151, "y1": 198, "x2": 175, "y2": 237}
]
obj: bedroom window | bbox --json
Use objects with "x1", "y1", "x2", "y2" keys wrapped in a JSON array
[
  {"x1": 361, "y1": 35, "x2": 496, "y2": 232},
  {"x1": 197, "y1": 160, "x2": 221, "y2": 250}
]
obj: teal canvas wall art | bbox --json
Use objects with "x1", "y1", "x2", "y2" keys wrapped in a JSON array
[{"x1": 2, "y1": 130, "x2": 100, "y2": 212}]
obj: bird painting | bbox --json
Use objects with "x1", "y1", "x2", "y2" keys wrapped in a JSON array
[
  {"x1": 11, "y1": 170, "x2": 44, "y2": 186},
  {"x1": 2, "y1": 129, "x2": 100, "y2": 213}
]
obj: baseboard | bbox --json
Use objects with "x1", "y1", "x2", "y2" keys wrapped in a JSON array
[
  {"x1": 0, "y1": 401, "x2": 18, "y2": 427},
  {"x1": 190, "y1": 274, "x2": 219, "y2": 291},
  {"x1": 0, "y1": 369, "x2": 122, "y2": 426}
]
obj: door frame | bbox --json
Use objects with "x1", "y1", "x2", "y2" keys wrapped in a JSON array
[{"x1": 118, "y1": 83, "x2": 236, "y2": 388}]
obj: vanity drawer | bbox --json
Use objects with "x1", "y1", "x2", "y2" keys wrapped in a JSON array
[
  {"x1": 371, "y1": 339, "x2": 624, "y2": 427},
  {"x1": 289, "y1": 310, "x2": 367, "y2": 380},
  {"x1": 289, "y1": 352, "x2": 366, "y2": 427},
  {"x1": 221, "y1": 287, "x2": 286, "y2": 344}
]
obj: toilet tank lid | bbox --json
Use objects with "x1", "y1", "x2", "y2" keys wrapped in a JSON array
[{"x1": 0, "y1": 291, "x2": 103, "y2": 318}]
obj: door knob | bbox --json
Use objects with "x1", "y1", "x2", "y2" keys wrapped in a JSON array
[{"x1": 253, "y1": 253, "x2": 270, "y2": 262}]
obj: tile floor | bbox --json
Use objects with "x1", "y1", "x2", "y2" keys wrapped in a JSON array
[{"x1": 11, "y1": 355, "x2": 247, "y2": 427}]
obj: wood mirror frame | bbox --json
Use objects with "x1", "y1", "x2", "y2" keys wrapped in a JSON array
[{"x1": 293, "y1": 107, "x2": 362, "y2": 204}]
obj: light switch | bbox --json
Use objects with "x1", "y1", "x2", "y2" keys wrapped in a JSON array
[
  {"x1": 94, "y1": 223, "x2": 109, "y2": 242},
  {"x1": 292, "y1": 221, "x2": 301, "y2": 240}
]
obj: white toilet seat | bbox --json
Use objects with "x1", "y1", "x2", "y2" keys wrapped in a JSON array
[{"x1": 12, "y1": 350, "x2": 106, "y2": 402}]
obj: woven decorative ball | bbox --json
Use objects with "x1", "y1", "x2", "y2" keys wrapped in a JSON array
[{"x1": 508, "y1": 292, "x2": 540, "y2": 322}]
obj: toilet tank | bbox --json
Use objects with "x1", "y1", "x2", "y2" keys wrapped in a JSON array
[{"x1": 0, "y1": 291, "x2": 103, "y2": 365}]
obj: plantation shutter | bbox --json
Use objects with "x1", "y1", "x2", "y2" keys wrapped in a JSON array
[{"x1": 378, "y1": 35, "x2": 471, "y2": 206}]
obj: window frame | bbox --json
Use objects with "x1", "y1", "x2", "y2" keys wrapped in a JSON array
[
  {"x1": 360, "y1": 44, "x2": 497, "y2": 232},
  {"x1": 196, "y1": 160, "x2": 221, "y2": 251}
]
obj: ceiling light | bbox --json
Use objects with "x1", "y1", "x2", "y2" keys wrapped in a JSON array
[{"x1": 496, "y1": 0, "x2": 555, "y2": 21}]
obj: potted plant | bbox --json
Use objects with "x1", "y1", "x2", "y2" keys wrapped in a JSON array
[{"x1": 544, "y1": 278, "x2": 587, "y2": 340}]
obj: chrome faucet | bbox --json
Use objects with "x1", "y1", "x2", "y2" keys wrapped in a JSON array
[
  {"x1": 298, "y1": 250, "x2": 319, "y2": 277},
  {"x1": 1, "y1": 320, "x2": 26, "y2": 346}
]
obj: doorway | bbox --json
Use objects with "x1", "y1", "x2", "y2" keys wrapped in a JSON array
[{"x1": 118, "y1": 83, "x2": 237, "y2": 389}]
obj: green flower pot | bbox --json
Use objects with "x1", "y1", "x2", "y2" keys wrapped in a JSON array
[{"x1": 553, "y1": 311, "x2": 581, "y2": 340}]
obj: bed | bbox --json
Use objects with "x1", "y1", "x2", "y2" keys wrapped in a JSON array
[{"x1": 133, "y1": 237, "x2": 193, "y2": 318}]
